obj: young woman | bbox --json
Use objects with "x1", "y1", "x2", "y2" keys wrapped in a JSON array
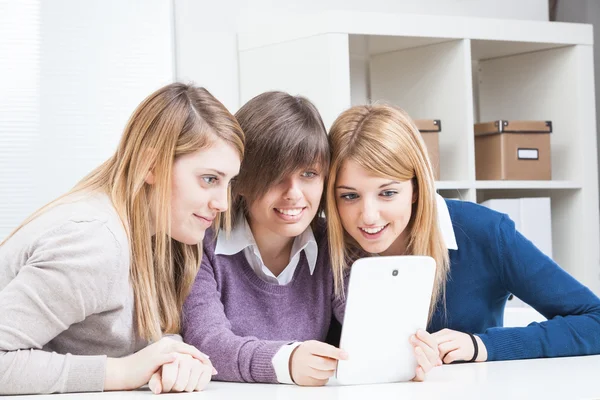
[
  {"x1": 0, "y1": 83, "x2": 244, "y2": 395},
  {"x1": 182, "y1": 92, "x2": 441, "y2": 386},
  {"x1": 326, "y1": 103, "x2": 600, "y2": 364}
]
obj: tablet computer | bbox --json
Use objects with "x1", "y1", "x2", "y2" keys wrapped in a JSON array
[{"x1": 335, "y1": 255, "x2": 436, "y2": 385}]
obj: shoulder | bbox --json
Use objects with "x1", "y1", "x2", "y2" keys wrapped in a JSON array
[
  {"x1": 445, "y1": 199, "x2": 507, "y2": 236},
  {"x1": 6, "y1": 192, "x2": 129, "y2": 276}
]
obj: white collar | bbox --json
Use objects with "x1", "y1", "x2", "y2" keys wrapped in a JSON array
[
  {"x1": 215, "y1": 216, "x2": 319, "y2": 274},
  {"x1": 436, "y1": 193, "x2": 458, "y2": 250}
]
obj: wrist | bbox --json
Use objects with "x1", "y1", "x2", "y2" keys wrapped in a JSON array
[
  {"x1": 474, "y1": 335, "x2": 488, "y2": 362},
  {"x1": 288, "y1": 345, "x2": 302, "y2": 384},
  {"x1": 104, "y1": 357, "x2": 125, "y2": 391}
]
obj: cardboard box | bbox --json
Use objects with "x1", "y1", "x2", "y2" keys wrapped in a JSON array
[
  {"x1": 414, "y1": 119, "x2": 441, "y2": 180},
  {"x1": 474, "y1": 120, "x2": 552, "y2": 180}
]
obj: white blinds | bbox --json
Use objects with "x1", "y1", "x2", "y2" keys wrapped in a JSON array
[
  {"x1": 0, "y1": 0, "x2": 40, "y2": 240},
  {"x1": 0, "y1": 0, "x2": 174, "y2": 240}
]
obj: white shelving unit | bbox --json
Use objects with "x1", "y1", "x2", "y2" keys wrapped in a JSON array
[{"x1": 236, "y1": 11, "x2": 599, "y2": 294}]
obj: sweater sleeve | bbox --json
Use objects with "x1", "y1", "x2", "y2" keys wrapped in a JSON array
[
  {"x1": 0, "y1": 220, "x2": 121, "y2": 394},
  {"x1": 477, "y1": 215, "x2": 600, "y2": 361},
  {"x1": 181, "y1": 253, "x2": 290, "y2": 383}
]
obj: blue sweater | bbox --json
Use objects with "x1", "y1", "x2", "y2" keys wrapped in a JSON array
[{"x1": 428, "y1": 200, "x2": 600, "y2": 361}]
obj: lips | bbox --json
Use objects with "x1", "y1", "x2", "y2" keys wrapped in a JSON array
[
  {"x1": 193, "y1": 213, "x2": 214, "y2": 225},
  {"x1": 358, "y1": 223, "x2": 389, "y2": 239},
  {"x1": 274, "y1": 207, "x2": 307, "y2": 222}
]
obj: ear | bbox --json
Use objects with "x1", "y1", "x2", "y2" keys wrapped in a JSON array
[{"x1": 145, "y1": 170, "x2": 155, "y2": 185}]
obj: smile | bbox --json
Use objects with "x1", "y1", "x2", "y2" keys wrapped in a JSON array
[
  {"x1": 275, "y1": 208, "x2": 305, "y2": 216},
  {"x1": 359, "y1": 224, "x2": 388, "y2": 234}
]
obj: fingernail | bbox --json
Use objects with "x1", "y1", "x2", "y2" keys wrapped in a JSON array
[
  {"x1": 340, "y1": 351, "x2": 349, "y2": 360},
  {"x1": 212, "y1": 367, "x2": 218, "y2": 375}
]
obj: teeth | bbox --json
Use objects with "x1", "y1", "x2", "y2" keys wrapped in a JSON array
[
  {"x1": 276, "y1": 208, "x2": 303, "y2": 216},
  {"x1": 360, "y1": 225, "x2": 386, "y2": 234}
]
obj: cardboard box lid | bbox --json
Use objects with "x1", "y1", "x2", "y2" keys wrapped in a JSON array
[
  {"x1": 414, "y1": 119, "x2": 441, "y2": 133},
  {"x1": 475, "y1": 120, "x2": 552, "y2": 136}
]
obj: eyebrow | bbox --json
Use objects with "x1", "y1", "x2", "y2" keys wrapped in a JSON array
[
  {"x1": 205, "y1": 168, "x2": 226, "y2": 177},
  {"x1": 336, "y1": 181, "x2": 400, "y2": 190}
]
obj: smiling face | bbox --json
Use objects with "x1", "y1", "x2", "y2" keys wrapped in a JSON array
[
  {"x1": 335, "y1": 159, "x2": 415, "y2": 256},
  {"x1": 168, "y1": 138, "x2": 241, "y2": 245},
  {"x1": 246, "y1": 166, "x2": 324, "y2": 240}
]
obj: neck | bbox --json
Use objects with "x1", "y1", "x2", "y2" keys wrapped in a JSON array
[{"x1": 247, "y1": 218, "x2": 295, "y2": 277}]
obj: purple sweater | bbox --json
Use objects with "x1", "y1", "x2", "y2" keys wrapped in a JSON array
[{"x1": 182, "y1": 224, "x2": 344, "y2": 383}]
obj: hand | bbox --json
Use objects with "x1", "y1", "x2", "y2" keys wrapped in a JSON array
[
  {"x1": 290, "y1": 340, "x2": 349, "y2": 386},
  {"x1": 104, "y1": 337, "x2": 211, "y2": 391},
  {"x1": 409, "y1": 329, "x2": 443, "y2": 381},
  {"x1": 148, "y1": 353, "x2": 216, "y2": 394},
  {"x1": 431, "y1": 328, "x2": 488, "y2": 364}
]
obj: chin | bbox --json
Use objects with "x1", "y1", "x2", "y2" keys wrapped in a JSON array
[
  {"x1": 276, "y1": 223, "x2": 311, "y2": 237},
  {"x1": 175, "y1": 231, "x2": 206, "y2": 245},
  {"x1": 357, "y1": 240, "x2": 390, "y2": 255}
]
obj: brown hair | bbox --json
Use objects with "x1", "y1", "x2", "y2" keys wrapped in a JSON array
[
  {"x1": 2, "y1": 83, "x2": 245, "y2": 340},
  {"x1": 326, "y1": 104, "x2": 449, "y2": 320},
  {"x1": 232, "y1": 91, "x2": 329, "y2": 224}
]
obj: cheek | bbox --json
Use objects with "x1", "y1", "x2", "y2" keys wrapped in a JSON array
[{"x1": 336, "y1": 202, "x2": 354, "y2": 229}]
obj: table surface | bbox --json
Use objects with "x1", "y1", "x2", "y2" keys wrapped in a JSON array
[{"x1": 12, "y1": 355, "x2": 600, "y2": 400}]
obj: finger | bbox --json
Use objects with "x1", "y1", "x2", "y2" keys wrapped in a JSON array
[
  {"x1": 307, "y1": 355, "x2": 338, "y2": 372},
  {"x1": 307, "y1": 366, "x2": 336, "y2": 380},
  {"x1": 412, "y1": 366, "x2": 426, "y2": 382},
  {"x1": 185, "y1": 360, "x2": 202, "y2": 392},
  {"x1": 195, "y1": 364, "x2": 213, "y2": 392},
  {"x1": 308, "y1": 341, "x2": 348, "y2": 361},
  {"x1": 171, "y1": 342, "x2": 211, "y2": 363},
  {"x1": 415, "y1": 346, "x2": 433, "y2": 373},
  {"x1": 172, "y1": 357, "x2": 192, "y2": 392},
  {"x1": 412, "y1": 337, "x2": 441, "y2": 365},
  {"x1": 442, "y1": 349, "x2": 464, "y2": 364},
  {"x1": 151, "y1": 352, "x2": 177, "y2": 371},
  {"x1": 160, "y1": 360, "x2": 179, "y2": 392},
  {"x1": 148, "y1": 371, "x2": 162, "y2": 394},
  {"x1": 415, "y1": 330, "x2": 439, "y2": 352},
  {"x1": 438, "y1": 341, "x2": 460, "y2": 360},
  {"x1": 297, "y1": 377, "x2": 329, "y2": 387}
]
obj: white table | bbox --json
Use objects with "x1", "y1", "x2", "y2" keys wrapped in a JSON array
[{"x1": 12, "y1": 355, "x2": 600, "y2": 400}]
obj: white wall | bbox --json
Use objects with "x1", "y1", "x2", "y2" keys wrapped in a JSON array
[
  {"x1": 174, "y1": 0, "x2": 549, "y2": 112},
  {"x1": 0, "y1": 0, "x2": 174, "y2": 239}
]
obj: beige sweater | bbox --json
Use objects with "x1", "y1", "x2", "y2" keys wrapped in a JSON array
[{"x1": 0, "y1": 192, "x2": 148, "y2": 394}]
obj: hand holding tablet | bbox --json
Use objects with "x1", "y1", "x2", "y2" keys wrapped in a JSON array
[{"x1": 335, "y1": 256, "x2": 438, "y2": 385}]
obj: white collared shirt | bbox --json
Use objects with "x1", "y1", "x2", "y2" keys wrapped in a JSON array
[
  {"x1": 215, "y1": 216, "x2": 318, "y2": 285},
  {"x1": 436, "y1": 193, "x2": 458, "y2": 250}
]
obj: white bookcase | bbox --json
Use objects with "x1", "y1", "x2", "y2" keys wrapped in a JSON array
[{"x1": 237, "y1": 12, "x2": 600, "y2": 294}]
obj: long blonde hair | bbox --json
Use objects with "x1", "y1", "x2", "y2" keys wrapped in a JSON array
[
  {"x1": 1, "y1": 83, "x2": 244, "y2": 340},
  {"x1": 326, "y1": 104, "x2": 449, "y2": 319}
]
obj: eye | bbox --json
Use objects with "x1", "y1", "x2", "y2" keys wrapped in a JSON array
[
  {"x1": 380, "y1": 190, "x2": 397, "y2": 198},
  {"x1": 340, "y1": 193, "x2": 359, "y2": 201},
  {"x1": 302, "y1": 171, "x2": 318, "y2": 178},
  {"x1": 202, "y1": 176, "x2": 218, "y2": 185}
]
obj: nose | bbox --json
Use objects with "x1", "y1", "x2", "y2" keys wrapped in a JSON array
[
  {"x1": 361, "y1": 197, "x2": 379, "y2": 226},
  {"x1": 208, "y1": 186, "x2": 229, "y2": 213},
  {"x1": 283, "y1": 177, "x2": 302, "y2": 202}
]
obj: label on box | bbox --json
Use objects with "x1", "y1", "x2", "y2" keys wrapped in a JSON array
[{"x1": 517, "y1": 148, "x2": 539, "y2": 160}]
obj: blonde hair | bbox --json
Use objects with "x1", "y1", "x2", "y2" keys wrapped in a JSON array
[
  {"x1": 1, "y1": 83, "x2": 244, "y2": 340},
  {"x1": 326, "y1": 104, "x2": 449, "y2": 319}
]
